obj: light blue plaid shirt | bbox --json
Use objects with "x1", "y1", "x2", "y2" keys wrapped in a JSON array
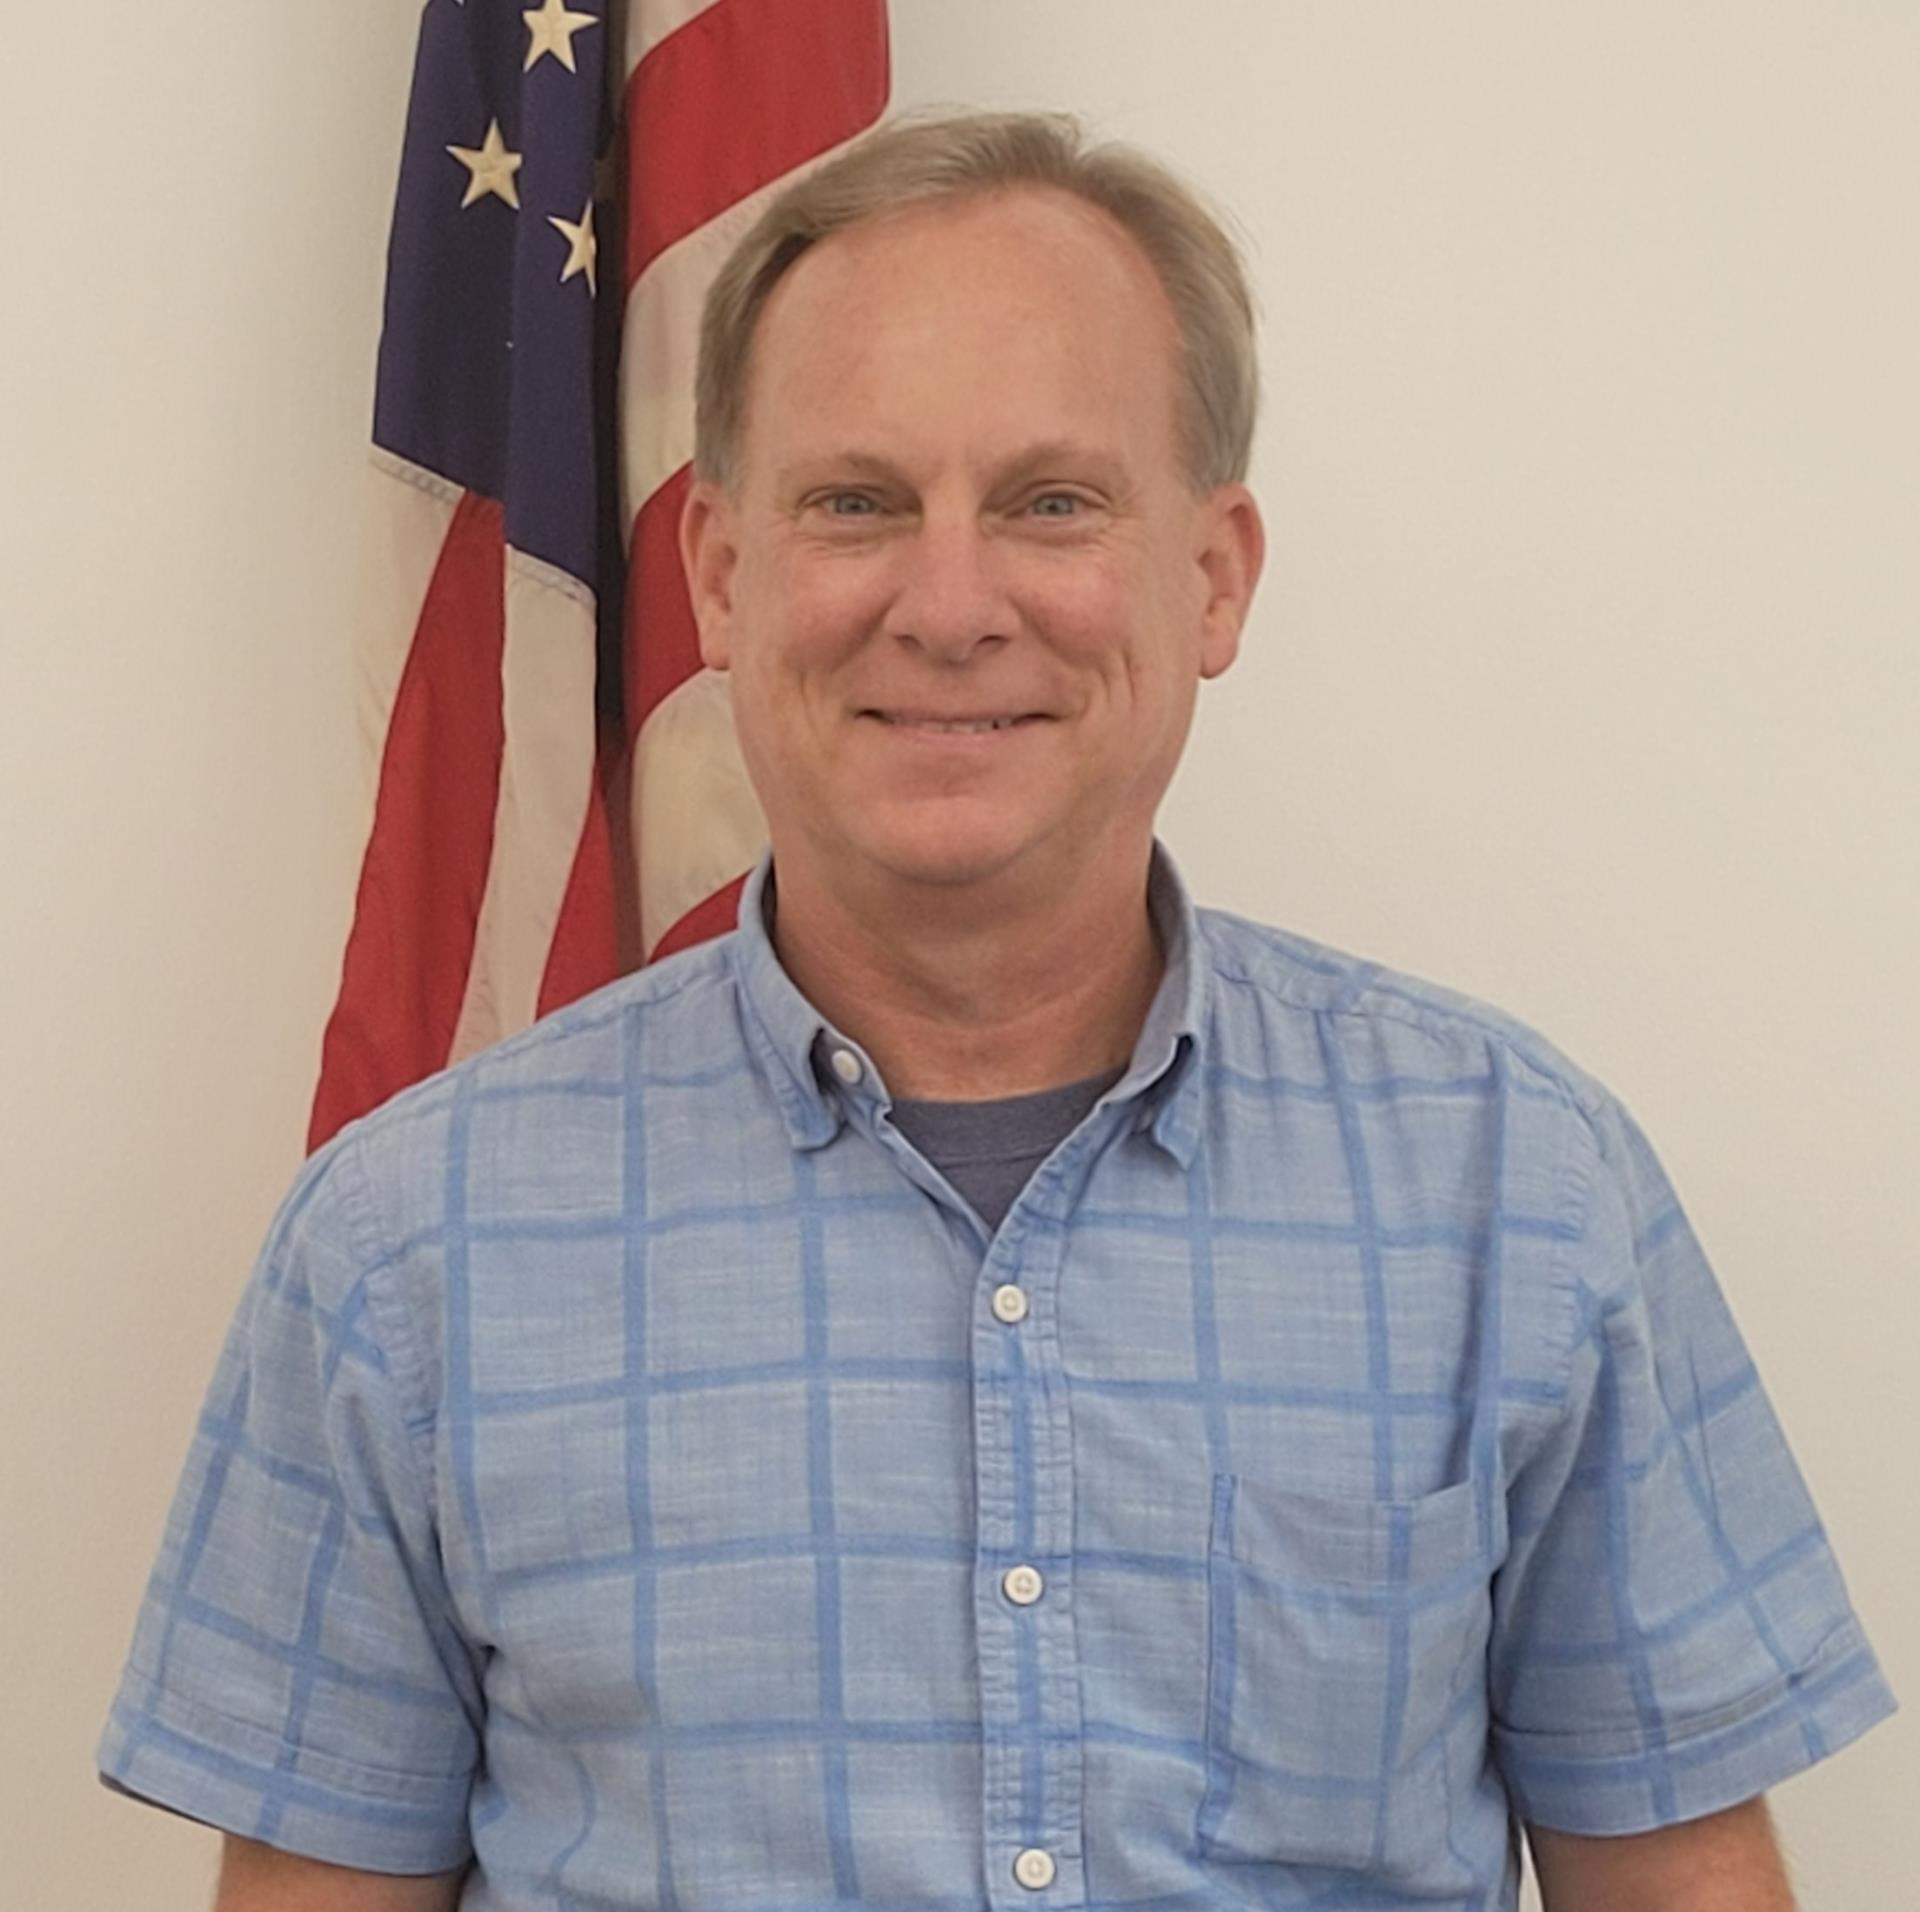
[{"x1": 99, "y1": 843, "x2": 1895, "y2": 1907}]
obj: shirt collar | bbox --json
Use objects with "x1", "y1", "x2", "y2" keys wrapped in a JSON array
[{"x1": 726, "y1": 840, "x2": 1208, "y2": 1166}]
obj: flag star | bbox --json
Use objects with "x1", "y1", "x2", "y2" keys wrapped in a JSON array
[
  {"x1": 446, "y1": 118, "x2": 524, "y2": 211},
  {"x1": 523, "y1": 0, "x2": 599, "y2": 73},
  {"x1": 549, "y1": 199, "x2": 599, "y2": 295}
]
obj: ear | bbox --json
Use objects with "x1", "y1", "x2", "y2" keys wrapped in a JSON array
[
  {"x1": 1192, "y1": 483, "x2": 1265, "y2": 681},
  {"x1": 679, "y1": 478, "x2": 743, "y2": 672}
]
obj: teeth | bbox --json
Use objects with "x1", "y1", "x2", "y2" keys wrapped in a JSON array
[{"x1": 895, "y1": 716, "x2": 1018, "y2": 732}]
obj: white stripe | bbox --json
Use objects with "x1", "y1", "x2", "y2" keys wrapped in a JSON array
[
  {"x1": 449, "y1": 546, "x2": 601, "y2": 1061},
  {"x1": 618, "y1": 180, "x2": 776, "y2": 527},
  {"x1": 632, "y1": 666, "x2": 766, "y2": 957},
  {"x1": 351, "y1": 451, "x2": 462, "y2": 841},
  {"x1": 623, "y1": 0, "x2": 727, "y2": 79},
  {"x1": 619, "y1": 128, "x2": 876, "y2": 529}
]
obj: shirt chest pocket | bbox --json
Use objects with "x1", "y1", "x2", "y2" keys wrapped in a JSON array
[{"x1": 1198, "y1": 1471, "x2": 1490, "y2": 1883}]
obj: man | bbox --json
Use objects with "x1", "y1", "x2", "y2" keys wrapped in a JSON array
[{"x1": 100, "y1": 110, "x2": 1893, "y2": 1910}]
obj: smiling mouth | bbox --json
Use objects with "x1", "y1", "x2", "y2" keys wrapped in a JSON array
[{"x1": 863, "y1": 713, "x2": 1052, "y2": 734}]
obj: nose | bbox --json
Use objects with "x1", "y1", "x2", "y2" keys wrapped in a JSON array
[{"x1": 881, "y1": 508, "x2": 1015, "y2": 664}]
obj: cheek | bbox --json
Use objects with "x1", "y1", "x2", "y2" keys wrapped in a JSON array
[
  {"x1": 753, "y1": 553, "x2": 890, "y2": 674},
  {"x1": 1022, "y1": 563, "x2": 1139, "y2": 664},
  {"x1": 1039, "y1": 574, "x2": 1190, "y2": 713}
]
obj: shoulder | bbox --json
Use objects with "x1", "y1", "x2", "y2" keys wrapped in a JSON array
[
  {"x1": 335, "y1": 933, "x2": 736, "y2": 1138},
  {"x1": 309, "y1": 935, "x2": 744, "y2": 1244},
  {"x1": 1193, "y1": 902, "x2": 1617, "y2": 1146}
]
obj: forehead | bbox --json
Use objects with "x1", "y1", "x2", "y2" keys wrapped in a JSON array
[{"x1": 740, "y1": 187, "x2": 1185, "y2": 477}]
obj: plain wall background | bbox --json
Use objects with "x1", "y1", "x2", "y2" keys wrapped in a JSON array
[{"x1": 3, "y1": 3, "x2": 1913, "y2": 1905}]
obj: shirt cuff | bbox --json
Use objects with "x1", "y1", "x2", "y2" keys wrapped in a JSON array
[
  {"x1": 97, "y1": 1668, "x2": 474, "y2": 1876},
  {"x1": 1493, "y1": 1615, "x2": 1898, "y2": 1835}
]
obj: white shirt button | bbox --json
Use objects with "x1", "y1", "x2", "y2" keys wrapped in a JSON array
[
  {"x1": 829, "y1": 1047, "x2": 863, "y2": 1085},
  {"x1": 1013, "y1": 1847, "x2": 1056, "y2": 1890},
  {"x1": 991, "y1": 1283, "x2": 1029, "y2": 1324},
  {"x1": 1002, "y1": 1564, "x2": 1044, "y2": 1606}
]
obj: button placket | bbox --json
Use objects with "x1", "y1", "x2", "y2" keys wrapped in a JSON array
[
  {"x1": 973, "y1": 1227, "x2": 1029, "y2": 1899},
  {"x1": 1021, "y1": 1182, "x2": 1090, "y2": 1899},
  {"x1": 973, "y1": 1175, "x2": 1086, "y2": 1906}
]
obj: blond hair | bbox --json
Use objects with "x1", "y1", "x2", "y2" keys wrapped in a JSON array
[{"x1": 692, "y1": 108, "x2": 1260, "y2": 495}]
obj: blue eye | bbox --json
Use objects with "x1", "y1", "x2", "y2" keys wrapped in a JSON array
[
  {"x1": 1030, "y1": 493, "x2": 1081, "y2": 517},
  {"x1": 824, "y1": 492, "x2": 877, "y2": 516}
]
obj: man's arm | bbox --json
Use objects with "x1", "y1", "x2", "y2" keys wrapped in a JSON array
[
  {"x1": 213, "y1": 1835, "x2": 468, "y2": 1911},
  {"x1": 1527, "y1": 1795, "x2": 1795, "y2": 1912}
]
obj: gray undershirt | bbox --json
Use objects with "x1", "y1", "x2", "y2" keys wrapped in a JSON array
[
  {"x1": 887, "y1": 1066, "x2": 1128, "y2": 1232},
  {"x1": 773, "y1": 863, "x2": 1134, "y2": 1230}
]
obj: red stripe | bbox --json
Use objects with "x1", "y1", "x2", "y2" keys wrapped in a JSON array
[
  {"x1": 537, "y1": 735, "x2": 623, "y2": 1018},
  {"x1": 651, "y1": 871, "x2": 749, "y2": 963},
  {"x1": 622, "y1": 0, "x2": 890, "y2": 294},
  {"x1": 624, "y1": 463, "x2": 704, "y2": 740},
  {"x1": 308, "y1": 494, "x2": 506, "y2": 1151}
]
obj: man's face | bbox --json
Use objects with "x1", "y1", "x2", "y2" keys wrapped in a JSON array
[{"x1": 682, "y1": 186, "x2": 1262, "y2": 900}]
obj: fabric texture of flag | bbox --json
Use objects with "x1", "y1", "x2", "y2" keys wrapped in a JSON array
[{"x1": 309, "y1": 0, "x2": 890, "y2": 1152}]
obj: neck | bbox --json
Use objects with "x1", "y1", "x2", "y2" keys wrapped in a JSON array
[{"x1": 766, "y1": 840, "x2": 1165, "y2": 1102}]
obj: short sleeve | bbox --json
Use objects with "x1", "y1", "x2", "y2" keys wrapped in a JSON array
[
  {"x1": 96, "y1": 1135, "x2": 481, "y2": 1874},
  {"x1": 1488, "y1": 1089, "x2": 1897, "y2": 1834}
]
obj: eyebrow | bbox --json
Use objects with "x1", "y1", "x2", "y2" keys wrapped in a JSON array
[{"x1": 775, "y1": 441, "x2": 1131, "y2": 495}]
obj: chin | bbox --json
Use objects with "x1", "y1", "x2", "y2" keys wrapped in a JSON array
[{"x1": 844, "y1": 808, "x2": 1043, "y2": 890}]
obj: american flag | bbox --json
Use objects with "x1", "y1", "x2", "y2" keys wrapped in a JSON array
[{"x1": 309, "y1": 0, "x2": 890, "y2": 1152}]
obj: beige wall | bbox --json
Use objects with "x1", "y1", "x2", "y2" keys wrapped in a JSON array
[{"x1": 3, "y1": 4, "x2": 1912, "y2": 1906}]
